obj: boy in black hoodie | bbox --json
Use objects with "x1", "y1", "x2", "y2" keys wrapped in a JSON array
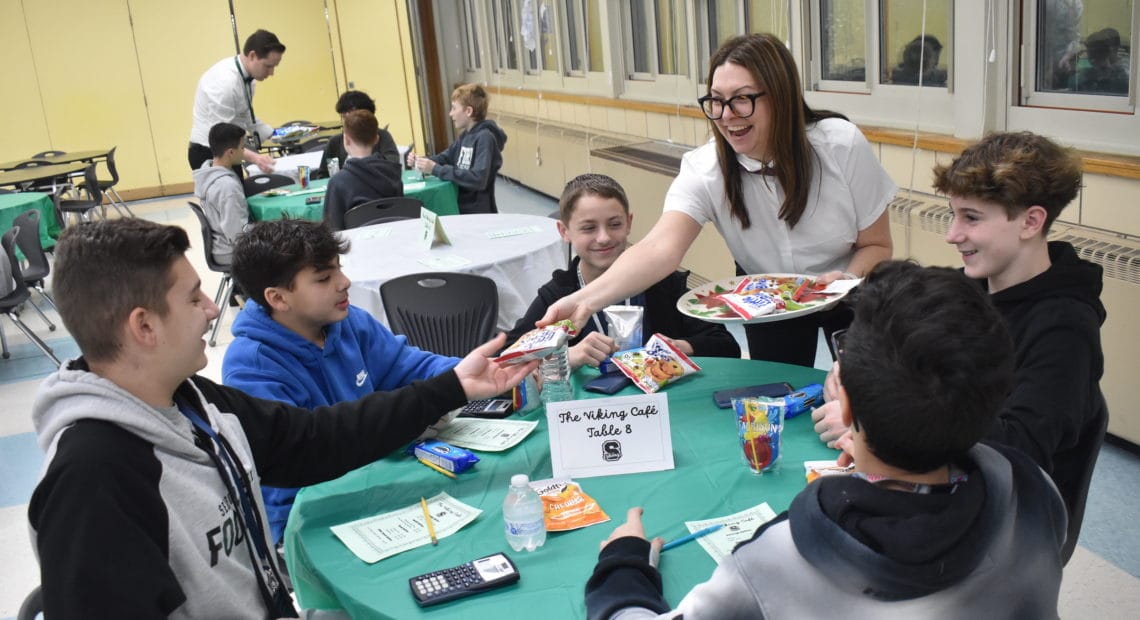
[
  {"x1": 407, "y1": 84, "x2": 506, "y2": 214},
  {"x1": 814, "y1": 131, "x2": 1107, "y2": 563},
  {"x1": 322, "y1": 109, "x2": 404, "y2": 231}
]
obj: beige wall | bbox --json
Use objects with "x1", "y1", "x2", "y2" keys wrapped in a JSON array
[{"x1": 2, "y1": 0, "x2": 423, "y2": 197}]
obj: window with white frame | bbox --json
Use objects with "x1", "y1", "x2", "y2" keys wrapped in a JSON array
[
  {"x1": 519, "y1": 0, "x2": 559, "y2": 74},
  {"x1": 813, "y1": 0, "x2": 869, "y2": 90},
  {"x1": 560, "y1": 0, "x2": 603, "y2": 75},
  {"x1": 490, "y1": 0, "x2": 520, "y2": 73},
  {"x1": 1020, "y1": 0, "x2": 1134, "y2": 113},
  {"x1": 880, "y1": 0, "x2": 952, "y2": 87},
  {"x1": 624, "y1": 0, "x2": 691, "y2": 80},
  {"x1": 697, "y1": 1, "x2": 792, "y2": 82},
  {"x1": 460, "y1": 0, "x2": 482, "y2": 71}
]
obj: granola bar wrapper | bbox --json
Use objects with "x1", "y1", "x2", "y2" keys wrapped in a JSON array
[
  {"x1": 611, "y1": 333, "x2": 701, "y2": 393},
  {"x1": 719, "y1": 292, "x2": 783, "y2": 319},
  {"x1": 530, "y1": 478, "x2": 610, "y2": 532},
  {"x1": 494, "y1": 320, "x2": 577, "y2": 365}
]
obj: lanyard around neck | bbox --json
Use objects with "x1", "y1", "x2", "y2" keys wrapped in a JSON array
[
  {"x1": 233, "y1": 57, "x2": 257, "y2": 124},
  {"x1": 576, "y1": 263, "x2": 635, "y2": 336}
]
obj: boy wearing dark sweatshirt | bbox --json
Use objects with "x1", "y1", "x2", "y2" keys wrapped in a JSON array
[{"x1": 322, "y1": 109, "x2": 404, "y2": 231}]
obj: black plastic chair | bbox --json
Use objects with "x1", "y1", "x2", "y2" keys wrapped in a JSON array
[
  {"x1": 300, "y1": 136, "x2": 331, "y2": 153},
  {"x1": 16, "y1": 585, "x2": 42, "y2": 620},
  {"x1": 188, "y1": 201, "x2": 235, "y2": 347},
  {"x1": 344, "y1": 197, "x2": 424, "y2": 229},
  {"x1": 32, "y1": 150, "x2": 65, "y2": 158},
  {"x1": 80, "y1": 146, "x2": 134, "y2": 218},
  {"x1": 12, "y1": 209, "x2": 57, "y2": 313},
  {"x1": 1, "y1": 227, "x2": 60, "y2": 365},
  {"x1": 380, "y1": 272, "x2": 498, "y2": 357},
  {"x1": 243, "y1": 173, "x2": 294, "y2": 198},
  {"x1": 56, "y1": 163, "x2": 104, "y2": 225},
  {"x1": 12, "y1": 159, "x2": 63, "y2": 193}
]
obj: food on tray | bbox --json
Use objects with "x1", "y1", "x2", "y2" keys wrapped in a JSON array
[{"x1": 680, "y1": 274, "x2": 846, "y2": 322}]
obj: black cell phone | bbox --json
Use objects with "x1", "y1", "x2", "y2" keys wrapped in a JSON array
[
  {"x1": 304, "y1": 195, "x2": 322, "y2": 205},
  {"x1": 409, "y1": 552, "x2": 519, "y2": 607},
  {"x1": 712, "y1": 382, "x2": 795, "y2": 408},
  {"x1": 458, "y1": 398, "x2": 514, "y2": 419},
  {"x1": 584, "y1": 373, "x2": 632, "y2": 395}
]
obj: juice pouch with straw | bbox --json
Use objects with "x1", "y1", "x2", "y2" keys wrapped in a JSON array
[{"x1": 733, "y1": 397, "x2": 785, "y2": 474}]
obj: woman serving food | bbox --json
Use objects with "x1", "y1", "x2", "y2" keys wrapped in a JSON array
[{"x1": 540, "y1": 33, "x2": 895, "y2": 365}]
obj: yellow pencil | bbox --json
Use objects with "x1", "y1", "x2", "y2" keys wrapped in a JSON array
[
  {"x1": 420, "y1": 496, "x2": 438, "y2": 546},
  {"x1": 417, "y1": 457, "x2": 457, "y2": 479}
]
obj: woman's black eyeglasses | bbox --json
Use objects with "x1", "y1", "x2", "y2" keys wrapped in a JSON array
[
  {"x1": 829, "y1": 329, "x2": 847, "y2": 363},
  {"x1": 697, "y1": 92, "x2": 766, "y2": 120}
]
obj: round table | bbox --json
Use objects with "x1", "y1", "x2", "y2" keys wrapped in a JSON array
[
  {"x1": 0, "y1": 191, "x2": 60, "y2": 252},
  {"x1": 284, "y1": 358, "x2": 833, "y2": 619},
  {"x1": 246, "y1": 170, "x2": 460, "y2": 221},
  {"x1": 339, "y1": 213, "x2": 566, "y2": 332}
]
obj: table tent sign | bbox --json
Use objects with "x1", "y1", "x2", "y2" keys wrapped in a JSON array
[
  {"x1": 546, "y1": 393, "x2": 674, "y2": 479},
  {"x1": 419, "y1": 207, "x2": 451, "y2": 249}
]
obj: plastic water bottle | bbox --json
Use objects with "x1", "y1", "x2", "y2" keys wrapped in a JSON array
[
  {"x1": 503, "y1": 474, "x2": 546, "y2": 552},
  {"x1": 327, "y1": 157, "x2": 340, "y2": 178},
  {"x1": 540, "y1": 343, "x2": 572, "y2": 403}
]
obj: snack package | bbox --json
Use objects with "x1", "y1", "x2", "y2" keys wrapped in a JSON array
[
  {"x1": 494, "y1": 320, "x2": 577, "y2": 365},
  {"x1": 733, "y1": 397, "x2": 784, "y2": 474},
  {"x1": 732, "y1": 275, "x2": 832, "y2": 312},
  {"x1": 719, "y1": 292, "x2": 783, "y2": 320},
  {"x1": 530, "y1": 478, "x2": 610, "y2": 532},
  {"x1": 603, "y1": 305, "x2": 644, "y2": 352},
  {"x1": 804, "y1": 460, "x2": 855, "y2": 484},
  {"x1": 612, "y1": 333, "x2": 701, "y2": 393},
  {"x1": 774, "y1": 383, "x2": 825, "y2": 419},
  {"x1": 408, "y1": 439, "x2": 480, "y2": 473}
]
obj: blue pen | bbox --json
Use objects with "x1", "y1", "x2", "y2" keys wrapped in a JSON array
[{"x1": 661, "y1": 524, "x2": 723, "y2": 552}]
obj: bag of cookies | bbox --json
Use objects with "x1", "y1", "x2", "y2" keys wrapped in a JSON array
[
  {"x1": 611, "y1": 333, "x2": 701, "y2": 393},
  {"x1": 495, "y1": 320, "x2": 577, "y2": 365}
]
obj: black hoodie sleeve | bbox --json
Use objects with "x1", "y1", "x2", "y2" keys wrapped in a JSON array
[
  {"x1": 376, "y1": 127, "x2": 401, "y2": 164},
  {"x1": 585, "y1": 537, "x2": 671, "y2": 620},
  {"x1": 431, "y1": 130, "x2": 498, "y2": 191},
  {"x1": 190, "y1": 370, "x2": 466, "y2": 488}
]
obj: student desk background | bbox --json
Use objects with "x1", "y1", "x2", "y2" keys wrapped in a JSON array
[{"x1": 284, "y1": 357, "x2": 832, "y2": 619}]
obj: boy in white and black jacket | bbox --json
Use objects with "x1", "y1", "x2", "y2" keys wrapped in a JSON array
[
  {"x1": 586, "y1": 262, "x2": 1068, "y2": 620},
  {"x1": 28, "y1": 219, "x2": 537, "y2": 619}
]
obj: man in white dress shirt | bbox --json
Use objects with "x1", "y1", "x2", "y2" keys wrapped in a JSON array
[{"x1": 188, "y1": 29, "x2": 284, "y2": 174}]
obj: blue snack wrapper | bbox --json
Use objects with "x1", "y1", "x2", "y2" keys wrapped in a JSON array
[{"x1": 408, "y1": 439, "x2": 480, "y2": 473}]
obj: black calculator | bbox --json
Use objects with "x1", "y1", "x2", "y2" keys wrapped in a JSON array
[
  {"x1": 409, "y1": 552, "x2": 519, "y2": 607},
  {"x1": 458, "y1": 398, "x2": 514, "y2": 419}
]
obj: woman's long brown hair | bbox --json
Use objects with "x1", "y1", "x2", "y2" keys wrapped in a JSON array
[{"x1": 707, "y1": 34, "x2": 846, "y2": 229}]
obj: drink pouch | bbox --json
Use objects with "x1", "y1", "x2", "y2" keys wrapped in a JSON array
[
  {"x1": 603, "y1": 305, "x2": 643, "y2": 352},
  {"x1": 495, "y1": 320, "x2": 577, "y2": 365},
  {"x1": 408, "y1": 439, "x2": 480, "y2": 473},
  {"x1": 733, "y1": 397, "x2": 784, "y2": 473},
  {"x1": 530, "y1": 478, "x2": 610, "y2": 532},
  {"x1": 611, "y1": 333, "x2": 701, "y2": 393}
]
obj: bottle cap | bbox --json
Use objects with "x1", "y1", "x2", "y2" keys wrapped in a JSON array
[{"x1": 511, "y1": 474, "x2": 529, "y2": 487}]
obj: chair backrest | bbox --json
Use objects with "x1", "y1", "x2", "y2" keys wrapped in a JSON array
[
  {"x1": 11, "y1": 209, "x2": 50, "y2": 283},
  {"x1": 243, "y1": 173, "x2": 294, "y2": 197},
  {"x1": 187, "y1": 201, "x2": 229, "y2": 274},
  {"x1": 344, "y1": 197, "x2": 424, "y2": 229},
  {"x1": 380, "y1": 272, "x2": 498, "y2": 357},
  {"x1": 33, "y1": 150, "x2": 65, "y2": 158},
  {"x1": 103, "y1": 145, "x2": 120, "y2": 184},
  {"x1": 78, "y1": 162, "x2": 102, "y2": 203},
  {"x1": 16, "y1": 585, "x2": 42, "y2": 620},
  {"x1": 301, "y1": 136, "x2": 331, "y2": 153},
  {"x1": 13, "y1": 159, "x2": 49, "y2": 169},
  {"x1": 1, "y1": 227, "x2": 32, "y2": 305},
  {"x1": 281, "y1": 119, "x2": 313, "y2": 127}
]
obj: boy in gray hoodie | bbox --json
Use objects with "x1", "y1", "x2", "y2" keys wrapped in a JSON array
[{"x1": 193, "y1": 122, "x2": 250, "y2": 264}]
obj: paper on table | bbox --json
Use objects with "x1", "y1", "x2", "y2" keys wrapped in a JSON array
[
  {"x1": 285, "y1": 187, "x2": 326, "y2": 197},
  {"x1": 486, "y1": 225, "x2": 542, "y2": 239},
  {"x1": 417, "y1": 255, "x2": 471, "y2": 269},
  {"x1": 434, "y1": 418, "x2": 538, "y2": 451},
  {"x1": 404, "y1": 181, "x2": 427, "y2": 190},
  {"x1": 353, "y1": 227, "x2": 393, "y2": 240},
  {"x1": 330, "y1": 492, "x2": 482, "y2": 564},
  {"x1": 821, "y1": 278, "x2": 862, "y2": 295},
  {"x1": 683, "y1": 502, "x2": 777, "y2": 563}
]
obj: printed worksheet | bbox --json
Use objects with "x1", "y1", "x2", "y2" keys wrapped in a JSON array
[
  {"x1": 685, "y1": 502, "x2": 777, "y2": 563},
  {"x1": 330, "y1": 493, "x2": 481, "y2": 563},
  {"x1": 434, "y1": 418, "x2": 538, "y2": 452},
  {"x1": 417, "y1": 255, "x2": 470, "y2": 269}
]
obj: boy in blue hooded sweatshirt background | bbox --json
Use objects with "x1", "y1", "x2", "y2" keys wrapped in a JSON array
[
  {"x1": 222, "y1": 219, "x2": 459, "y2": 543},
  {"x1": 407, "y1": 83, "x2": 507, "y2": 214}
]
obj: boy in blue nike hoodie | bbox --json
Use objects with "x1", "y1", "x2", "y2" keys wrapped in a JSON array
[{"x1": 222, "y1": 219, "x2": 459, "y2": 543}]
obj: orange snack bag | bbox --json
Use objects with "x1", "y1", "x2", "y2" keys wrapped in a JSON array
[{"x1": 531, "y1": 478, "x2": 610, "y2": 532}]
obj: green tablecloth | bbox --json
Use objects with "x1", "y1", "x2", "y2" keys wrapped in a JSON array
[
  {"x1": 0, "y1": 192, "x2": 60, "y2": 252},
  {"x1": 284, "y1": 357, "x2": 833, "y2": 619},
  {"x1": 247, "y1": 171, "x2": 458, "y2": 222}
]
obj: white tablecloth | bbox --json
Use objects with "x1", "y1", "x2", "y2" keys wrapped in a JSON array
[{"x1": 339, "y1": 213, "x2": 567, "y2": 331}]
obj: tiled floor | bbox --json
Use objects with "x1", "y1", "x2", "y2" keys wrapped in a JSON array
[{"x1": 1, "y1": 178, "x2": 1138, "y2": 617}]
